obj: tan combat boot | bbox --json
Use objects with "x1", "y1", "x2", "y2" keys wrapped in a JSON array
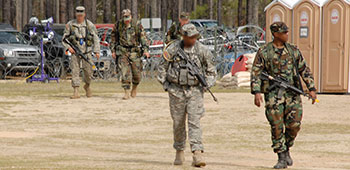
[
  {"x1": 192, "y1": 151, "x2": 206, "y2": 167},
  {"x1": 130, "y1": 85, "x2": 138, "y2": 98},
  {"x1": 84, "y1": 84, "x2": 92, "y2": 98},
  {"x1": 70, "y1": 87, "x2": 80, "y2": 99},
  {"x1": 174, "y1": 150, "x2": 185, "y2": 165},
  {"x1": 122, "y1": 89, "x2": 130, "y2": 100}
]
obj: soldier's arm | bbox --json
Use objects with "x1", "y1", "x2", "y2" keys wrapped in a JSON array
[
  {"x1": 251, "y1": 49, "x2": 265, "y2": 94},
  {"x1": 91, "y1": 23, "x2": 100, "y2": 54},
  {"x1": 297, "y1": 50, "x2": 316, "y2": 91},
  {"x1": 110, "y1": 23, "x2": 118, "y2": 53},
  {"x1": 157, "y1": 50, "x2": 171, "y2": 90},
  {"x1": 138, "y1": 22, "x2": 149, "y2": 52},
  {"x1": 165, "y1": 23, "x2": 175, "y2": 44},
  {"x1": 62, "y1": 23, "x2": 71, "y2": 49},
  {"x1": 202, "y1": 47, "x2": 217, "y2": 87}
]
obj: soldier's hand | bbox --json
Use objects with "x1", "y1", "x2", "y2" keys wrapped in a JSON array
[
  {"x1": 144, "y1": 52, "x2": 150, "y2": 58},
  {"x1": 68, "y1": 47, "x2": 75, "y2": 54},
  {"x1": 112, "y1": 52, "x2": 116, "y2": 59},
  {"x1": 309, "y1": 91, "x2": 317, "y2": 104},
  {"x1": 254, "y1": 93, "x2": 263, "y2": 107},
  {"x1": 95, "y1": 53, "x2": 100, "y2": 60}
]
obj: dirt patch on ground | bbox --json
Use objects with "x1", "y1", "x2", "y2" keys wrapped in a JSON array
[{"x1": 0, "y1": 81, "x2": 349, "y2": 169}]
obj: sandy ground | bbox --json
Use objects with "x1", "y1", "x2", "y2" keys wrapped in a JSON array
[{"x1": 0, "y1": 80, "x2": 349, "y2": 170}]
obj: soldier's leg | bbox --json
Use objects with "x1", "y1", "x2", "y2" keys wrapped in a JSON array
[
  {"x1": 119, "y1": 55, "x2": 132, "y2": 90},
  {"x1": 264, "y1": 93, "x2": 287, "y2": 153},
  {"x1": 169, "y1": 91, "x2": 187, "y2": 151},
  {"x1": 284, "y1": 95, "x2": 303, "y2": 149},
  {"x1": 187, "y1": 89, "x2": 205, "y2": 152},
  {"x1": 71, "y1": 54, "x2": 81, "y2": 87},
  {"x1": 129, "y1": 53, "x2": 142, "y2": 97},
  {"x1": 82, "y1": 55, "x2": 93, "y2": 97}
]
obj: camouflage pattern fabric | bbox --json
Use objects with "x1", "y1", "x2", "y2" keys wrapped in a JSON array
[
  {"x1": 166, "y1": 22, "x2": 183, "y2": 44},
  {"x1": 270, "y1": 22, "x2": 289, "y2": 34},
  {"x1": 110, "y1": 20, "x2": 149, "y2": 89},
  {"x1": 157, "y1": 40, "x2": 217, "y2": 152},
  {"x1": 62, "y1": 19, "x2": 100, "y2": 87},
  {"x1": 251, "y1": 42, "x2": 316, "y2": 153}
]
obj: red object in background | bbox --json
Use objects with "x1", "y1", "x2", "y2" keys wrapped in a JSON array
[
  {"x1": 231, "y1": 55, "x2": 248, "y2": 76},
  {"x1": 95, "y1": 24, "x2": 114, "y2": 29},
  {"x1": 95, "y1": 24, "x2": 114, "y2": 47}
]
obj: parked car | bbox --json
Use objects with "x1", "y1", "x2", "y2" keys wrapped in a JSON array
[
  {"x1": 0, "y1": 29, "x2": 40, "y2": 79},
  {"x1": 191, "y1": 19, "x2": 218, "y2": 28}
]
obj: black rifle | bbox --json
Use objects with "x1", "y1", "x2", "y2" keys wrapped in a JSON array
[
  {"x1": 177, "y1": 46, "x2": 218, "y2": 102},
  {"x1": 63, "y1": 37, "x2": 103, "y2": 78},
  {"x1": 260, "y1": 72, "x2": 318, "y2": 102}
]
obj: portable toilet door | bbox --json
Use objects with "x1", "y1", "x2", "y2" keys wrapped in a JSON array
[
  {"x1": 321, "y1": 0, "x2": 350, "y2": 93},
  {"x1": 265, "y1": 0, "x2": 300, "y2": 43},
  {"x1": 292, "y1": 0, "x2": 324, "y2": 92}
]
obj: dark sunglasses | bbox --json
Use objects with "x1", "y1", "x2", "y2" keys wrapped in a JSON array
[{"x1": 76, "y1": 10, "x2": 84, "y2": 13}]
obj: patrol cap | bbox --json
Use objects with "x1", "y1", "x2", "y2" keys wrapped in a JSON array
[
  {"x1": 75, "y1": 6, "x2": 85, "y2": 14},
  {"x1": 122, "y1": 9, "x2": 132, "y2": 21},
  {"x1": 180, "y1": 12, "x2": 190, "y2": 20},
  {"x1": 270, "y1": 22, "x2": 289, "y2": 34},
  {"x1": 181, "y1": 23, "x2": 199, "y2": 37}
]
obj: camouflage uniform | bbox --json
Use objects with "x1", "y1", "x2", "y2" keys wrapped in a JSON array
[
  {"x1": 110, "y1": 11, "x2": 149, "y2": 90},
  {"x1": 158, "y1": 24, "x2": 217, "y2": 152},
  {"x1": 166, "y1": 12, "x2": 190, "y2": 44},
  {"x1": 251, "y1": 22, "x2": 316, "y2": 153},
  {"x1": 62, "y1": 18, "x2": 100, "y2": 87}
]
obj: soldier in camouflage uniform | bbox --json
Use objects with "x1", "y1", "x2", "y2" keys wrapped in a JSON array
[
  {"x1": 62, "y1": 6, "x2": 100, "y2": 99},
  {"x1": 111, "y1": 9, "x2": 150, "y2": 100},
  {"x1": 251, "y1": 22, "x2": 317, "y2": 169},
  {"x1": 166, "y1": 12, "x2": 190, "y2": 44},
  {"x1": 158, "y1": 24, "x2": 216, "y2": 167}
]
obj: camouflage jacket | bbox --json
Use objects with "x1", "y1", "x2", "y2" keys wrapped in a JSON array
[
  {"x1": 62, "y1": 19, "x2": 100, "y2": 53},
  {"x1": 166, "y1": 22, "x2": 183, "y2": 44},
  {"x1": 251, "y1": 42, "x2": 316, "y2": 94},
  {"x1": 110, "y1": 20, "x2": 149, "y2": 54},
  {"x1": 158, "y1": 40, "x2": 217, "y2": 89}
]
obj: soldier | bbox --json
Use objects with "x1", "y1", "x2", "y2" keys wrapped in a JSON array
[
  {"x1": 166, "y1": 12, "x2": 190, "y2": 44},
  {"x1": 111, "y1": 9, "x2": 150, "y2": 100},
  {"x1": 158, "y1": 24, "x2": 216, "y2": 167},
  {"x1": 62, "y1": 6, "x2": 100, "y2": 99},
  {"x1": 251, "y1": 22, "x2": 317, "y2": 169}
]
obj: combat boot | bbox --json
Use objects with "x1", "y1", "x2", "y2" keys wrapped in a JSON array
[
  {"x1": 130, "y1": 85, "x2": 138, "y2": 98},
  {"x1": 122, "y1": 89, "x2": 130, "y2": 100},
  {"x1": 70, "y1": 87, "x2": 80, "y2": 99},
  {"x1": 285, "y1": 148, "x2": 293, "y2": 166},
  {"x1": 273, "y1": 152, "x2": 288, "y2": 169},
  {"x1": 192, "y1": 151, "x2": 206, "y2": 167},
  {"x1": 84, "y1": 84, "x2": 92, "y2": 98},
  {"x1": 174, "y1": 150, "x2": 185, "y2": 165}
]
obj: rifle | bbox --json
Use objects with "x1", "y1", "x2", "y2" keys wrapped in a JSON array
[
  {"x1": 260, "y1": 72, "x2": 319, "y2": 103},
  {"x1": 177, "y1": 46, "x2": 218, "y2": 103},
  {"x1": 63, "y1": 37, "x2": 103, "y2": 78}
]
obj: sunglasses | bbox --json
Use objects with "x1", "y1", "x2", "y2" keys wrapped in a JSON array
[{"x1": 76, "y1": 10, "x2": 84, "y2": 13}]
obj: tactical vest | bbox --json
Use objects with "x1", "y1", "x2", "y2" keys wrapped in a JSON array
[{"x1": 68, "y1": 19, "x2": 94, "y2": 47}]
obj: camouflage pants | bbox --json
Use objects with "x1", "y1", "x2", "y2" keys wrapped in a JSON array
[
  {"x1": 168, "y1": 84, "x2": 205, "y2": 152},
  {"x1": 71, "y1": 54, "x2": 92, "y2": 87},
  {"x1": 119, "y1": 52, "x2": 142, "y2": 89},
  {"x1": 264, "y1": 91, "x2": 303, "y2": 153}
]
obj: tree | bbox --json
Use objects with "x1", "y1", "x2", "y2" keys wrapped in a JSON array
[
  {"x1": 15, "y1": 0, "x2": 22, "y2": 30},
  {"x1": 237, "y1": 0, "x2": 243, "y2": 26},
  {"x1": 132, "y1": 0, "x2": 138, "y2": 19},
  {"x1": 91, "y1": 0, "x2": 97, "y2": 23},
  {"x1": 67, "y1": 0, "x2": 74, "y2": 21},
  {"x1": 103, "y1": 0, "x2": 111, "y2": 23},
  {"x1": 60, "y1": 0, "x2": 67, "y2": 23},
  {"x1": 209, "y1": 0, "x2": 213, "y2": 19},
  {"x1": 126, "y1": 0, "x2": 132, "y2": 10},
  {"x1": 2, "y1": 0, "x2": 11, "y2": 24},
  {"x1": 217, "y1": 0, "x2": 222, "y2": 26},
  {"x1": 115, "y1": 0, "x2": 121, "y2": 21},
  {"x1": 150, "y1": 0, "x2": 157, "y2": 18},
  {"x1": 161, "y1": 0, "x2": 167, "y2": 32}
]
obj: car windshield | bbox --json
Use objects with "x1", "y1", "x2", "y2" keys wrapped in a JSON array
[
  {"x1": 200, "y1": 21, "x2": 218, "y2": 28},
  {"x1": 0, "y1": 31, "x2": 28, "y2": 44}
]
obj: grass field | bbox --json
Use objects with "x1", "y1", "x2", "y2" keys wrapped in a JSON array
[{"x1": 0, "y1": 79, "x2": 349, "y2": 169}]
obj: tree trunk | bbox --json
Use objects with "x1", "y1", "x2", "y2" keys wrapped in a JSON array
[
  {"x1": 59, "y1": 0, "x2": 67, "y2": 23},
  {"x1": 22, "y1": 0, "x2": 28, "y2": 26},
  {"x1": 161, "y1": 0, "x2": 167, "y2": 32},
  {"x1": 84, "y1": 0, "x2": 91, "y2": 20},
  {"x1": 217, "y1": 0, "x2": 222, "y2": 26},
  {"x1": 150, "y1": 0, "x2": 157, "y2": 18},
  {"x1": 237, "y1": 0, "x2": 243, "y2": 26},
  {"x1": 131, "y1": 0, "x2": 137, "y2": 19},
  {"x1": 115, "y1": 0, "x2": 121, "y2": 21},
  {"x1": 193, "y1": 0, "x2": 197, "y2": 12},
  {"x1": 45, "y1": 0, "x2": 52, "y2": 19},
  {"x1": 91, "y1": 0, "x2": 97, "y2": 23},
  {"x1": 209, "y1": 0, "x2": 213, "y2": 19},
  {"x1": 246, "y1": 0, "x2": 251, "y2": 24},
  {"x1": 104, "y1": 0, "x2": 111, "y2": 23},
  {"x1": 15, "y1": 0, "x2": 22, "y2": 30},
  {"x1": 126, "y1": 0, "x2": 131, "y2": 10},
  {"x1": 251, "y1": 0, "x2": 259, "y2": 25},
  {"x1": 67, "y1": 0, "x2": 74, "y2": 21},
  {"x1": 27, "y1": 0, "x2": 32, "y2": 18},
  {"x1": 3, "y1": 0, "x2": 11, "y2": 24},
  {"x1": 171, "y1": 0, "x2": 179, "y2": 22}
]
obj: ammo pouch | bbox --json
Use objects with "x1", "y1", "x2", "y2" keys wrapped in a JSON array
[
  {"x1": 86, "y1": 33, "x2": 93, "y2": 47},
  {"x1": 261, "y1": 80, "x2": 270, "y2": 93},
  {"x1": 167, "y1": 61, "x2": 199, "y2": 86}
]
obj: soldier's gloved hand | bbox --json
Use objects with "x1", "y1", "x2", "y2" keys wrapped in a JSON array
[
  {"x1": 254, "y1": 93, "x2": 264, "y2": 107},
  {"x1": 95, "y1": 53, "x2": 100, "y2": 60},
  {"x1": 68, "y1": 47, "x2": 75, "y2": 54},
  {"x1": 309, "y1": 91, "x2": 317, "y2": 104},
  {"x1": 144, "y1": 52, "x2": 150, "y2": 58}
]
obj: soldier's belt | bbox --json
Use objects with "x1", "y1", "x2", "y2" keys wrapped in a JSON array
[{"x1": 119, "y1": 46, "x2": 140, "y2": 53}]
